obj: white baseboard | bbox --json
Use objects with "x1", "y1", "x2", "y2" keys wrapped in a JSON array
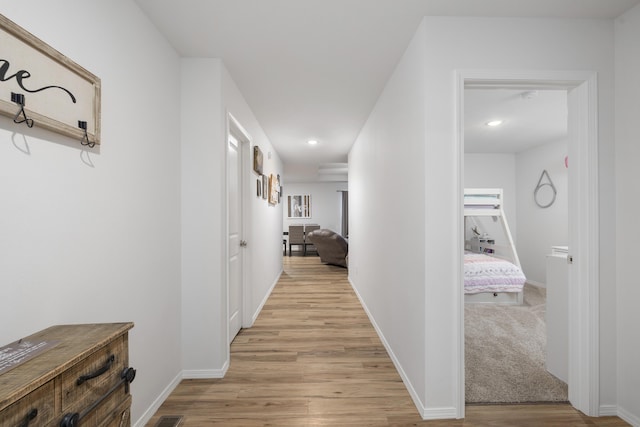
[
  {"x1": 617, "y1": 405, "x2": 640, "y2": 427},
  {"x1": 599, "y1": 404, "x2": 618, "y2": 416},
  {"x1": 348, "y1": 277, "x2": 436, "y2": 420},
  {"x1": 250, "y1": 269, "x2": 282, "y2": 325},
  {"x1": 183, "y1": 360, "x2": 229, "y2": 379},
  {"x1": 422, "y1": 407, "x2": 459, "y2": 420},
  {"x1": 133, "y1": 371, "x2": 182, "y2": 427}
]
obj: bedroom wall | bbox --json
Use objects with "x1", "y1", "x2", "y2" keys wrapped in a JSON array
[
  {"x1": 420, "y1": 16, "x2": 616, "y2": 416},
  {"x1": 349, "y1": 19, "x2": 429, "y2": 416},
  {"x1": 0, "y1": 1, "x2": 182, "y2": 424},
  {"x1": 515, "y1": 140, "x2": 568, "y2": 286},
  {"x1": 282, "y1": 181, "x2": 348, "y2": 235},
  {"x1": 464, "y1": 153, "x2": 517, "y2": 252},
  {"x1": 615, "y1": 3, "x2": 640, "y2": 425}
]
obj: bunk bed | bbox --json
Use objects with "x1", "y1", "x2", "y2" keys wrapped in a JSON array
[{"x1": 464, "y1": 188, "x2": 526, "y2": 304}]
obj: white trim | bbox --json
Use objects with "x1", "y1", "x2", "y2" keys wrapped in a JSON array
[
  {"x1": 455, "y1": 69, "x2": 600, "y2": 417},
  {"x1": 132, "y1": 372, "x2": 182, "y2": 427},
  {"x1": 617, "y1": 405, "x2": 640, "y2": 426},
  {"x1": 226, "y1": 112, "x2": 254, "y2": 343},
  {"x1": 598, "y1": 405, "x2": 618, "y2": 417},
  {"x1": 453, "y1": 70, "x2": 465, "y2": 419},
  {"x1": 348, "y1": 277, "x2": 427, "y2": 419},
  {"x1": 183, "y1": 361, "x2": 229, "y2": 379},
  {"x1": 251, "y1": 269, "x2": 282, "y2": 325}
]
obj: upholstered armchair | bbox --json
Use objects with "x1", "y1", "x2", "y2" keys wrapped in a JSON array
[{"x1": 306, "y1": 229, "x2": 348, "y2": 267}]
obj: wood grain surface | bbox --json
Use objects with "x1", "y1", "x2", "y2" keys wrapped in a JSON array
[{"x1": 147, "y1": 257, "x2": 627, "y2": 426}]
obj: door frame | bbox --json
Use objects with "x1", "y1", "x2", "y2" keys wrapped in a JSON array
[
  {"x1": 454, "y1": 69, "x2": 599, "y2": 418},
  {"x1": 226, "y1": 112, "x2": 253, "y2": 348}
]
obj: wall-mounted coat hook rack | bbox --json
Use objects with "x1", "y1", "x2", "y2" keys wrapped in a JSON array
[
  {"x1": 78, "y1": 121, "x2": 95, "y2": 148},
  {"x1": 11, "y1": 92, "x2": 34, "y2": 128}
]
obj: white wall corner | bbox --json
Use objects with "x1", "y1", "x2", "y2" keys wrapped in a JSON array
[
  {"x1": 182, "y1": 360, "x2": 229, "y2": 379},
  {"x1": 250, "y1": 269, "x2": 283, "y2": 326},
  {"x1": 133, "y1": 371, "x2": 182, "y2": 427},
  {"x1": 347, "y1": 277, "x2": 429, "y2": 419},
  {"x1": 617, "y1": 405, "x2": 640, "y2": 427}
]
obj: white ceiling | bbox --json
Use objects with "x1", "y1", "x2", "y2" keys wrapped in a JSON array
[
  {"x1": 134, "y1": 0, "x2": 639, "y2": 180},
  {"x1": 464, "y1": 89, "x2": 568, "y2": 153}
]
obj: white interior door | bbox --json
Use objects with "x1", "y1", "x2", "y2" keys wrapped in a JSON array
[{"x1": 228, "y1": 133, "x2": 242, "y2": 343}]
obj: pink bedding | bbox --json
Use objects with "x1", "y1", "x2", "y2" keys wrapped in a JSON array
[{"x1": 464, "y1": 252, "x2": 526, "y2": 294}]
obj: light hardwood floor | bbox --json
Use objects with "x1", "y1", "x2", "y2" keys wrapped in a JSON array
[{"x1": 146, "y1": 256, "x2": 628, "y2": 426}]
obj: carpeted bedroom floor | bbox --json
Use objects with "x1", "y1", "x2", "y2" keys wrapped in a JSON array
[{"x1": 465, "y1": 284, "x2": 568, "y2": 403}]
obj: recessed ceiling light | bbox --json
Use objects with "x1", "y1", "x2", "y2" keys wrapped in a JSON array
[
  {"x1": 307, "y1": 140, "x2": 318, "y2": 145},
  {"x1": 486, "y1": 120, "x2": 503, "y2": 127}
]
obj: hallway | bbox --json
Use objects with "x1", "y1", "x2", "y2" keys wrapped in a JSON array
[{"x1": 147, "y1": 257, "x2": 628, "y2": 426}]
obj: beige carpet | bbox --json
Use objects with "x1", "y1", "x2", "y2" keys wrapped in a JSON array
[{"x1": 465, "y1": 284, "x2": 568, "y2": 403}]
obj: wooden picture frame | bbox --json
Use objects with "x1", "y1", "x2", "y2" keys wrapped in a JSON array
[
  {"x1": 0, "y1": 14, "x2": 101, "y2": 146},
  {"x1": 268, "y1": 174, "x2": 278, "y2": 205},
  {"x1": 256, "y1": 179, "x2": 261, "y2": 197},
  {"x1": 262, "y1": 174, "x2": 268, "y2": 200},
  {"x1": 253, "y1": 146, "x2": 263, "y2": 175}
]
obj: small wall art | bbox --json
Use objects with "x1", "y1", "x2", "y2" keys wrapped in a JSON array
[
  {"x1": 262, "y1": 174, "x2": 268, "y2": 200},
  {"x1": 253, "y1": 146, "x2": 263, "y2": 175},
  {"x1": 287, "y1": 194, "x2": 311, "y2": 218},
  {"x1": 268, "y1": 174, "x2": 278, "y2": 205},
  {"x1": 256, "y1": 179, "x2": 261, "y2": 197}
]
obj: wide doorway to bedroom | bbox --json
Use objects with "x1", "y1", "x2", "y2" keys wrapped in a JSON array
[{"x1": 463, "y1": 87, "x2": 569, "y2": 404}]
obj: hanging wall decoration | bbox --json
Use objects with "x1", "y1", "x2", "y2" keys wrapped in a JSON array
[
  {"x1": 268, "y1": 174, "x2": 278, "y2": 205},
  {"x1": 534, "y1": 169, "x2": 557, "y2": 208},
  {"x1": 253, "y1": 146, "x2": 263, "y2": 175},
  {"x1": 287, "y1": 195, "x2": 311, "y2": 218},
  {"x1": 0, "y1": 14, "x2": 101, "y2": 146}
]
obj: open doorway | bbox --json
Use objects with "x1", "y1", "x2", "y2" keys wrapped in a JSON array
[
  {"x1": 463, "y1": 87, "x2": 569, "y2": 403},
  {"x1": 455, "y1": 70, "x2": 600, "y2": 418}
]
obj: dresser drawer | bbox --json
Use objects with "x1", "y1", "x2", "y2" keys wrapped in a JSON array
[
  {"x1": 60, "y1": 335, "x2": 127, "y2": 413},
  {"x1": 0, "y1": 380, "x2": 55, "y2": 427}
]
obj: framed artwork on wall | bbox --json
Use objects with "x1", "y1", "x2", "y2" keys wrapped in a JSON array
[
  {"x1": 268, "y1": 174, "x2": 278, "y2": 205},
  {"x1": 256, "y1": 179, "x2": 261, "y2": 197},
  {"x1": 253, "y1": 146, "x2": 263, "y2": 175},
  {"x1": 262, "y1": 174, "x2": 268, "y2": 199},
  {"x1": 287, "y1": 194, "x2": 311, "y2": 218}
]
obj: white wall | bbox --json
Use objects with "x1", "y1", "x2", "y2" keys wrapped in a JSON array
[
  {"x1": 180, "y1": 59, "x2": 226, "y2": 375},
  {"x1": 350, "y1": 16, "x2": 616, "y2": 418},
  {"x1": 516, "y1": 141, "x2": 568, "y2": 285},
  {"x1": 615, "y1": 4, "x2": 640, "y2": 425},
  {"x1": 181, "y1": 58, "x2": 283, "y2": 380},
  {"x1": 422, "y1": 16, "x2": 616, "y2": 414},
  {"x1": 349, "y1": 19, "x2": 429, "y2": 415},
  {"x1": 221, "y1": 66, "x2": 284, "y2": 324},
  {"x1": 426, "y1": 17, "x2": 616, "y2": 418},
  {"x1": 0, "y1": 1, "x2": 182, "y2": 423},
  {"x1": 282, "y1": 181, "x2": 347, "y2": 235}
]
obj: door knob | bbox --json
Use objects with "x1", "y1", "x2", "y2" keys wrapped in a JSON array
[{"x1": 240, "y1": 240, "x2": 247, "y2": 247}]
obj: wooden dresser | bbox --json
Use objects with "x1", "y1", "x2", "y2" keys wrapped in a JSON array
[{"x1": 0, "y1": 323, "x2": 135, "y2": 427}]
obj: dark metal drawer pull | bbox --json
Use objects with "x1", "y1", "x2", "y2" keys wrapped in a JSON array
[
  {"x1": 18, "y1": 408, "x2": 37, "y2": 427},
  {"x1": 76, "y1": 354, "x2": 115, "y2": 386},
  {"x1": 60, "y1": 366, "x2": 136, "y2": 427}
]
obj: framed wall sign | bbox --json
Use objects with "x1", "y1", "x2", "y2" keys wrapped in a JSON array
[{"x1": 0, "y1": 14, "x2": 101, "y2": 146}]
